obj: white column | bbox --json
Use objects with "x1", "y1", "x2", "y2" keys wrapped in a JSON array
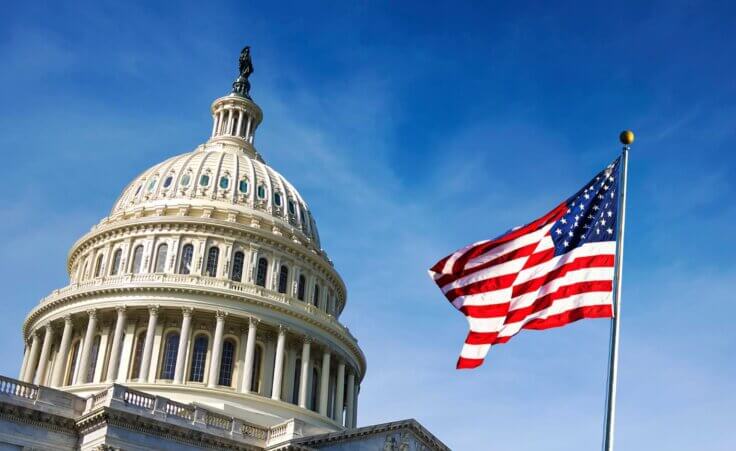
[
  {"x1": 271, "y1": 326, "x2": 287, "y2": 400},
  {"x1": 241, "y1": 317, "x2": 258, "y2": 393},
  {"x1": 298, "y1": 338, "x2": 311, "y2": 408},
  {"x1": 19, "y1": 343, "x2": 29, "y2": 380},
  {"x1": 51, "y1": 316, "x2": 74, "y2": 387},
  {"x1": 138, "y1": 306, "x2": 159, "y2": 380},
  {"x1": 106, "y1": 307, "x2": 127, "y2": 383},
  {"x1": 211, "y1": 113, "x2": 218, "y2": 137},
  {"x1": 116, "y1": 322, "x2": 136, "y2": 383},
  {"x1": 93, "y1": 324, "x2": 110, "y2": 383},
  {"x1": 207, "y1": 311, "x2": 226, "y2": 388},
  {"x1": 23, "y1": 333, "x2": 41, "y2": 383},
  {"x1": 318, "y1": 349, "x2": 331, "y2": 416},
  {"x1": 76, "y1": 310, "x2": 98, "y2": 384},
  {"x1": 235, "y1": 110, "x2": 245, "y2": 137},
  {"x1": 353, "y1": 384, "x2": 359, "y2": 427},
  {"x1": 174, "y1": 307, "x2": 193, "y2": 384},
  {"x1": 225, "y1": 109, "x2": 233, "y2": 135},
  {"x1": 345, "y1": 370, "x2": 355, "y2": 428},
  {"x1": 335, "y1": 362, "x2": 345, "y2": 424},
  {"x1": 33, "y1": 324, "x2": 54, "y2": 385},
  {"x1": 244, "y1": 116, "x2": 253, "y2": 141}
]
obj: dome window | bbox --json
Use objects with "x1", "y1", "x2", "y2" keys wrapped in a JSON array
[
  {"x1": 199, "y1": 174, "x2": 210, "y2": 187},
  {"x1": 181, "y1": 174, "x2": 191, "y2": 187},
  {"x1": 274, "y1": 192, "x2": 282, "y2": 207},
  {"x1": 288, "y1": 200, "x2": 296, "y2": 215},
  {"x1": 146, "y1": 177, "x2": 157, "y2": 193},
  {"x1": 219, "y1": 176, "x2": 230, "y2": 189},
  {"x1": 239, "y1": 179, "x2": 249, "y2": 194},
  {"x1": 134, "y1": 185, "x2": 142, "y2": 195},
  {"x1": 163, "y1": 176, "x2": 173, "y2": 188},
  {"x1": 257, "y1": 185, "x2": 266, "y2": 200}
]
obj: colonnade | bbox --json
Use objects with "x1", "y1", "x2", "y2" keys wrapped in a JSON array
[
  {"x1": 19, "y1": 306, "x2": 360, "y2": 427},
  {"x1": 212, "y1": 104, "x2": 256, "y2": 145}
]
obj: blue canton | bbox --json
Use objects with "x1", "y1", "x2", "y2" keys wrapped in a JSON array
[{"x1": 550, "y1": 157, "x2": 621, "y2": 256}]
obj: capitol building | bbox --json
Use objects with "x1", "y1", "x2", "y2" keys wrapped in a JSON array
[{"x1": 0, "y1": 48, "x2": 448, "y2": 451}]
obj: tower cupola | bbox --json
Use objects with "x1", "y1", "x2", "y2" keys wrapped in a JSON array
[{"x1": 208, "y1": 46, "x2": 263, "y2": 158}]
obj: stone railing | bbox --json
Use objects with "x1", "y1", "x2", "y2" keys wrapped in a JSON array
[
  {"x1": 0, "y1": 375, "x2": 38, "y2": 400},
  {"x1": 88, "y1": 385, "x2": 270, "y2": 447},
  {"x1": 0, "y1": 375, "x2": 86, "y2": 417},
  {"x1": 37, "y1": 273, "x2": 356, "y2": 342}
]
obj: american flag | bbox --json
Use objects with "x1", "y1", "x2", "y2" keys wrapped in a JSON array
[{"x1": 429, "y1": 158, "x2": 622, "y2": 369}]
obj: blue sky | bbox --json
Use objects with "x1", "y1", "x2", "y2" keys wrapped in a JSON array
[{"x1": 1, "y1": 1, "x2": 735, "y2": 449}]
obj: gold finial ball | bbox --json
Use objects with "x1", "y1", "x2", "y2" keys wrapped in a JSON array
[{"x1": 619, "y1": 130, "x2": 635, "y2": 145}]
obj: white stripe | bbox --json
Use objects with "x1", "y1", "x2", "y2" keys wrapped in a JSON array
[
  {"x1": 440, "y1": 257, "x2": 526, "y2": 294},
  {"x1": 442, "y1": 239, "x2": 491, "y2": 274},
  {"x1": 498, "y1": 291, "x2": 612, "y2": 338},
  {"x1": 508, "y1": 266, "x2": 614, "y2": 311},
  {"x1": 462, "y1": 225, "x2": 551, "y2": 271},
  {"x1": 452, "y1": 287, "x2": 513, "y2": 308},
  {"x1": 460, "y1": 342, "x2": 491, "y2": 360},
  {"x1": 514, "y1": 241, "x2": 616, "y2": 285},
  {"x1": 467, "y1": 316, "x2": 507, "y2": 333}
]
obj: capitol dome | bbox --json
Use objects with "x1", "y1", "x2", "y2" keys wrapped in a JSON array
[{"x1": 16, "y1": 48, "x2": 365, "y2": 440}]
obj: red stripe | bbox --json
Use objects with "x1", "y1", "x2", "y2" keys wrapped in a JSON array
[
  {"x1": 445, "y1": 273, "x2": 517, "y2": 301},
  {"x1": 505, "y1": 280, "x2": 612, "y2": 324},
  {"x1": 429, "y1": 254, "x2": 452, "y2": 274},
  {"x1": 465, "y1": 331, "x2": 500, "y2": 344},
  {"x1": 450, "y1": 202, "x2": 568, "y2": 274},
  {"x1": 461, "y1": 303, "x2": 510, "y2": 318},
  {"x1": 457, "y1": 357, "x2": 483, "y2": 369},
  {"x1": 435, "y1": 243, "x2": 538, "y2": 287},
  {"x1": 521, "y1": 247, "x2": 555, "y2": 270},
  {"x1": 512, "y1": 254, "x2": 614, "y2": 297},
  {"x1": 522, "y1": 304, "x2": 613, "y2": 330}
]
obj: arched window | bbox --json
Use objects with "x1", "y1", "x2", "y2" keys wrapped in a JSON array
[
  {"x1": 277, "y1": 265, "x2": 289, "y2": 294},
  {"x1": 131, "y1": 331, "x2": 147, "y2": 379},
  {"x1": 297, "y1": 275, "x2": 306, "y2": 301},
  {"x1": 163, "y1": 175, "x2": 173, "y2": 188},
  {"x1": 189, "y1": 335, "x2": 209, "y2": 383},
  {"x1": 239, "y1": 179, "x2": 249, "y2": 194},
  {"x1": 65, "y1": 340, "x2": 81, "y2": 386},
  {"x1": 255, "y1": 257, "x2": 268, "y2": 287},
  {"x1": 86, "y1": 335, "x2": 101, "y2": 382},
  {"x1": 231, "y1": 251, "x2": 244, "y2": 282},
  {"x1": 199, "y1": 174, "x2": 210, "y2": 187},
  {"x1": 154, "y1": 243, "x2": 168, "y2": 273},
  {"x1": 219, "y1": 176, "x2": 230, "y2": 189},
  {"x1": 205, "y1": 246, "x2": 219, "y2": 277},
  {"x1": 257, "y1": 185, "x2": 266, "y2": 199},
  {"x1": 274, "y1": 192, "x2": 282, "y2": 207},
  {"x1": 292, "y1": 358, "x2": 301, "y2": 404},
  {"x1": 313, "y1": 284, "x2": 320, "y2": 308},
  {"x1": 181, "y1": 173, "x2": 191, "y2": 187},
  {"x1": 218, "y1": 339, "x2": 236, "y2": 386},
  {"x1": 179, "y1": 244, "x2": 194, "y2": 274},
  {"x1": 110, "y1": 249, "x2": 122, "y2": 276},
  {"x1": 132, "y1": 245, "x2": 144, "y2": 274},
  {"x1": 94, "y1": 254, "x2": 104, "y2": 278},
  {"x1": 310, "y1": 367, "x2": 319, "y2": 411},
  {"x1": 159, "y1": 332, "x2": 179, "y2": 380},
  {"x1": 251, "y1": 344, "x2": 262, "y2": 393},
  {"x1": 81, "y1": 261, "x2": 88, "y2": 280}
]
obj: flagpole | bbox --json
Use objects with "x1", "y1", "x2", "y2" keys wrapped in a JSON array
[{"x1": 602, "y1": 130, "x2": 633, "y2": 451}]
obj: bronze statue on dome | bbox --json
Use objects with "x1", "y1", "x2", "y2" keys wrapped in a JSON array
[{"x1": 233, "y1": 45, "x2": 254, "y2": 98}]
